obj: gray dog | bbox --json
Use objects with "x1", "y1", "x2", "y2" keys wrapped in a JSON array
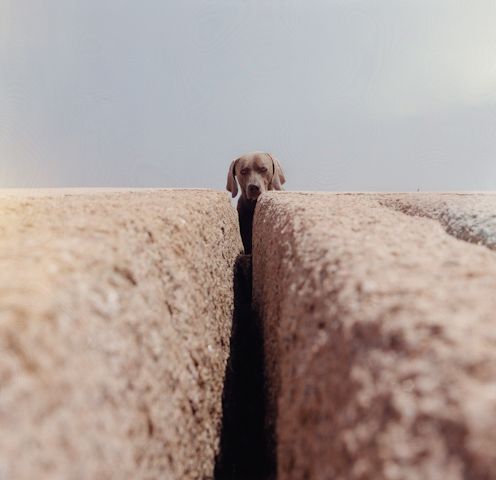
[{"x1": 226, "y1": 151, "x2": 286, "y2": 253}]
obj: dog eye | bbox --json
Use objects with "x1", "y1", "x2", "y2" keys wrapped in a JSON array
[
  {"x1": 260, "y1": 167, "x2": 268, "y2": 172},
  {"x1": 240, "y1": 168, "x2": 250, "y2": 175}
]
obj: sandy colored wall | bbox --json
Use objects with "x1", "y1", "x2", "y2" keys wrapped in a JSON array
[
  {"x1": 252, "y1": 192, "x2": 496, "y2": 480},
  {"x1": 0, "y1": 189, "x2": 242, "y2": 480}
]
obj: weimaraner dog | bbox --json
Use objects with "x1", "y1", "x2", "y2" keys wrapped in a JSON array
[{"x1": 226, "y1": 151, "x2": 286, "y2": 254}]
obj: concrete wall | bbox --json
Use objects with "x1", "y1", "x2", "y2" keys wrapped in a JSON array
[
  {"x1": 3, "y1": 189, "x2": 496, "y2": 480},
  {"x1": 0, "y1": 189, "x2": 242, "y2": 480},
  {"x1": 253, "y1": 192, "x2": 496, "y2": 480}
]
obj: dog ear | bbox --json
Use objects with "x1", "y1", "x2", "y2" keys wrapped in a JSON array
[
  {"x1": 226, "y1": 159, "x2": 239, "y2": 198},
  {"x1": 267, "y1": 153, "x2": 286, "y2": 190}
]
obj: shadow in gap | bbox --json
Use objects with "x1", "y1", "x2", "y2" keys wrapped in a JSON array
[{"x1": 214, "y1": 254, "x2": 275, "y2": 480}]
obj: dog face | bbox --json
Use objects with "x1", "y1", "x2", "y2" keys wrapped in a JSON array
[{"x1": 226, "y1": 152, "x2": 285, "y2": 200}]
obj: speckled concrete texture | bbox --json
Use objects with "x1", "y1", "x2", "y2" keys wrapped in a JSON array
[
  {"x1": 0, "y1": 189, "x2": 242, "y2": 480},
  {"x1": 380, "y1": 193, "x2": 496, "y2": 250},
  {"x1": 252, "y1": 192, "x2": 496, "y2": 480}
]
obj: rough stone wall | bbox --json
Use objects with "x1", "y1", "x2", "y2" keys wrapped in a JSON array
[
  {"x1": 379, "y1": 193, "x2": 496, "y2": 250},
  {"x1": 252, "y1": 192, "x2": 496, "y2": 480},
  {"x1": 0, "y1": 189, "x2": 242, "y2": 480}
]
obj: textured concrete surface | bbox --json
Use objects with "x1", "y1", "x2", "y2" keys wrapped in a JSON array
[
  {"x1": 0, "y1": 189, "x2": 242, "y2": 480},
  {"x1": 379, "y1": 193, "x2": 496, "y2": 250},
  {"x1": 253, "y1": 192, "x2": 496, "y2": 480}
]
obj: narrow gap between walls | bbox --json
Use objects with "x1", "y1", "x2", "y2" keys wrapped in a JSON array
[{"x1": 214, "y1": 254, "x2": 276, "y2": 480}]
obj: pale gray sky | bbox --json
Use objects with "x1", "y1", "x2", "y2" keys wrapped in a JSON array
[{"x1": 1, "y1": 0, "x2": 495, "y2": 190}]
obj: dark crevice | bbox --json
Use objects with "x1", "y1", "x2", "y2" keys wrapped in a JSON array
[{"x1": 214, "y1": 255, "x2": 275, "y2": 480}]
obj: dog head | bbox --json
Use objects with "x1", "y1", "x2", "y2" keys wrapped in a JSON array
[{"x1": 226, "y1": 151, "x2": 286, "y2": 200}]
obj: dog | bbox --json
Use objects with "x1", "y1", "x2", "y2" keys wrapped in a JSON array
[{"x1": 226, "y1": 151, "x2": 285, "y2": 253}]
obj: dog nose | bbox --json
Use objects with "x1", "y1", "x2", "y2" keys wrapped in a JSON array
[{"x1": 248, "y1": 184, "x2": 260, "y2": 194}]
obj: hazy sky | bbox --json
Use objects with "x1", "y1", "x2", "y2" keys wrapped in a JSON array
[{"x1": 1, "y1": 0, "x2": 495, "y2": 190}]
